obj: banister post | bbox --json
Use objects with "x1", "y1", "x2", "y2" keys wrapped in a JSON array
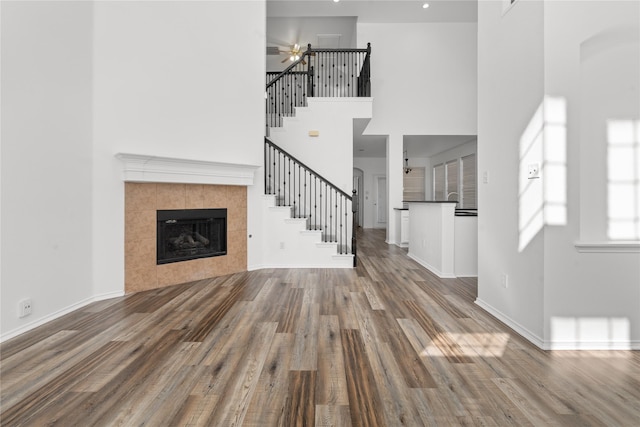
[
  {"x1": 306, "y1": 44, "x2": 314, "y2": 98},
  {"x1": 352, "y1": 189, "x2": 357, "y2": 267},
  {"x1": 308, "y1": 66, "x2": 315, "y2": 98}
]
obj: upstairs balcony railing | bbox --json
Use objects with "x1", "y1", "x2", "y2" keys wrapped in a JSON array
[{"x1": 266, "y1": 43, "x2": 371, "y2": 128}]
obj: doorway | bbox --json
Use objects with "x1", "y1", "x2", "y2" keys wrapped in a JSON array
[{"x1": 373, "y1": 175, "x2": 387, "y2": 228}]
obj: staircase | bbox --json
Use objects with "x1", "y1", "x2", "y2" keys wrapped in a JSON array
[{"x1": 263, "y1": 44, "x2": 372, "y2": 268}]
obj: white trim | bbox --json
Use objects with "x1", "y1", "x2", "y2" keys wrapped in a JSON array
[
  {"x1": 0, "y1": 291, "x2": 125, "y2": 343},
  {"x1": 408, "y1": 253, "x2": 457, "y2": 279},
  {"x1": 475, "y1": 299, "x2": 640, "y2": 350},
  {"x1": 474, "y1": 298, "x2": 546, "y2": 349},
  {"x1": 546, "y1": 340, "x2": 640, "y2": 351},
  {"x1": 115, "y1": 153, "x2": 260, "y2": 186},
  {"x1": 307, "y1": 97, "x2": 373, "y2": 104},
  {"x1": 574, "y1": 241, "x2": 640, "y2": 253},
  {"x1": 250, "y1": 263, "x2": 353, "y2": 269}
]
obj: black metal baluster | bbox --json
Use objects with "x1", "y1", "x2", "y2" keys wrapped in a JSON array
[
  {"x1": 276, "y1": 149, "x2": 280, "y2": 203},
  {"x1": 334, "y1": 192, "x2": 339, "y2": 242},
  {"x1": 298, "y1": 164, "x2": 301, "y2": 218},
  {"x1": 336, "y1": 196, "x2": 345, "y2": 254},
  {"x1": 328, "y1": 189, "x2": 332, "y2": 242}
]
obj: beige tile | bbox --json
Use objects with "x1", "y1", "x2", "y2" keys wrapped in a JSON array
[
  {"x1": 203, "y1": 254, "x2": 230, "y2": 278},
  {"x1": 125, "y1": 264, "x2": 157, "y2": 294},
  {"x1": 157, "y1": 259, "x2": 207, "y2": 287},
  {"x1": 228, "y1": 186, "x2": 247, "y2": 208},
  {"x1": 185, "y1": 184, "x2": 204, "y2": 209},
  {"x1": 125, "y1": 210, "x2": 156, "y2": 242},
  {"x1": 125, "y1": 183, "x2": 156, "y2": 212},
  {"x1": 125, "y1": 238, "x2": 156, "y2": 269},
  {"x1": 202, "y1": 185, "x2": 228, "y2": 208},
  {"x1": 157, "y1": 184, "x2": 186, "y2": 210},
  {"x1": 227, "y1": 206, "x2": 247, "y2": 232},
  {"x1": 227, "y1": 230, "x2": 247, "y2": 273},
  {"x1": 156, "y1": 263, "x2": 181, "y2": 287}
]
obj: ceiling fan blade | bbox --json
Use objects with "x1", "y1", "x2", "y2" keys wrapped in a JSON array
[{"x1": 281, "y1": 57, "x2": 289, "y2": 63}]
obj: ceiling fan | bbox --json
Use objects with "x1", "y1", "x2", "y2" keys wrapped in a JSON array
[
  {"x1": 281, "y1": 43, "x2": 305, "y2": 64},
  {"x1": 267, "y1": 43, "x2": 312, "y2": 64}
]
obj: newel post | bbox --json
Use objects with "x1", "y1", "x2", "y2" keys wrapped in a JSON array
[{"x1": 352, "y1": 189, "x2": 358, "y2": 267}]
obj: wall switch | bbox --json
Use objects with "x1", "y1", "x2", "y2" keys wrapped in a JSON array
[
  {"x1": 501, "y1": 274, "x2": 509, "y2": 289},
  {"x1": 279, "y1": 241, "x2": 285, "y2": 249},
  {"x1": 18, "y1": 298, "x2": 32, "y2": 318},
  {"x1": 483, "y1": 171, "x2": 489, "y2": 184},
  {"x1": 528, "y1": 163, "x2": 540, "y2": 179}
]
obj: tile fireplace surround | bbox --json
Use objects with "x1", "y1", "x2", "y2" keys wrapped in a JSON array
[
  {"x1": 117, "y1": 153, "x2": 258, "y2": 294},
  {"x1": 125, "y1": 182, "x2": 247, "y2": 293}
]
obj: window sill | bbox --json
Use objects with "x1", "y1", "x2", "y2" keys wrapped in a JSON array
[{"x1": 574, "y1": 241, "x2": 640, "y2": 253}]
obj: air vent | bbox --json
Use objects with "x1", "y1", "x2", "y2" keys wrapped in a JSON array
[
  {"x1": 266, "y1": 46, "x2": 280, "y2": 55},
  {"x1": 317, "y1": 34, "x2": 341, "y2": 48}
]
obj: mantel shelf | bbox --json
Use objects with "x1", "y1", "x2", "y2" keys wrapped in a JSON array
[{"x1": 115, "y1": 153, "x2": 260, "y2": 186}]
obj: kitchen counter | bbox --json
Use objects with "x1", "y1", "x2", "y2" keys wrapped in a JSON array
[{"x1": 405, "y1": 201, "x2": 477, "y2": 278}]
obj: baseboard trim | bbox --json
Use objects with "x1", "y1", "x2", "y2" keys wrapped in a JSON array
[
  {"x1": 253, "y1": 263, "x2": 353, "y2": 269},
  {"x1": 407, "y1": 253, "x2": 456, "y2": 278},
  {"x1": 474, "y1": 299, "x2": 640, "y2": 350},
  {"x1": 474, "y1": 298, "x2": 546, "y2": 349},
  {"x1": 545, "y1": 341, "x2": 640, "y2": 351},
  {"x1": 0, "y1": 291, "x2": 125, "y2": 343}
]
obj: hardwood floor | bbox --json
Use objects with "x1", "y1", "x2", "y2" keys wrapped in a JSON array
[{"x1": 1, "y1": 229, "x2": 639, "y2": 426}]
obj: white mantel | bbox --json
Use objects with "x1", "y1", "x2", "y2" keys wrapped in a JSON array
[{"x1": 115, "y1": 153, "x2": 260, "y2": 186}]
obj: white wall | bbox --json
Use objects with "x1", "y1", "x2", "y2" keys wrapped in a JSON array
[
  {"x1": 1, "y1": 0, "x2": 267, "y2": 340},
  {"x1": 477, "y1": 0, "x2": 546, "y2": 343},
  {"x1": 268, "y1": 98, "x2": 372, "y2": 194},
  {"x1": 92, "y1": 0, "x2": 266, "y2": 295},
  {"x1": 478, "y1": 0, "x2": 640, "y2": 349},
  {"x1": 357, "y1": 22, "x2": 477, "y2": 245},
  {"x1": 1, "y1": 1, "x2": 94, "y2": 338},
  {"x1": 354, "y1": 157, "x2": 386, "y2": 228},
  {"x1": 542, "y1": 0, "x2": 640, "y2": 349}
]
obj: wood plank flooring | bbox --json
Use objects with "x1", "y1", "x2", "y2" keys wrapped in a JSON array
[{"x1": 2, "y1": 229, "x2": 639, "y2": 426}]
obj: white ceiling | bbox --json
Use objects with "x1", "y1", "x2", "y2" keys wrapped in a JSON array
[
  {"x1": 268, "y1": 0, "x2": 478, "y2": 23},
  {"x1": 267, "y1": 0, "x2": 478, "y2": 159}
]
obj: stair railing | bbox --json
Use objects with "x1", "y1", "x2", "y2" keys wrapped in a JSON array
[
  {"x1": 265, "y1": 137, "x2": 357, "y2": 266},
  {"x1": 266, "y1": 43, "x2": 371, "y2": 128}
]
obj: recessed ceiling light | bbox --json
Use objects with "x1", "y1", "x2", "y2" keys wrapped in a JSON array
[
  {"x1": 333, "y1": 0, "x2": 340, "y2": 3},
  {"x1": 422, "y1": 3, "x2": 430, "y2": 8}
]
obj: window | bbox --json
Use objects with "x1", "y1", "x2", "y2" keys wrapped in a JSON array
[
  {"x1": 433, "y1": 154, "x2": 478, "y2": 208},
  {"x1": 461, "y1": 153, "x2": 477, "y2": 209},
  {"x1": 434, "y1": 163, "x2": 445, "y2": 201},
  {"x1": 446, "y1": 160, "x2": 459, "y2": 202},
  {"x1": 403, "y1": 167, "x2": 426, "y2": 201}
]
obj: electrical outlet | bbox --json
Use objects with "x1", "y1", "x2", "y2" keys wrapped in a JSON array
[
  {"x1": 528, "y1": 163, "x2": 540, "y2": 179},
  {"x1": 279, "y1": 241, "x2": 285, "y2": 249},
  {"x1": 18, "y1": 298, "x2": 32, "y2": 318},
  {"x1": 501, "y1": 274, "x2": 509, "y2": 289}
]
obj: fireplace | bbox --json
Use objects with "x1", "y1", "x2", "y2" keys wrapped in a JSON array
[{"x1": 157, "y1": 208, "x2": 227, "y2": 265}]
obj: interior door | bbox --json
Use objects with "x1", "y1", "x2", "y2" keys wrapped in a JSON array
[{"x1": 375, "y1": 176, "x2": 387, "y2": 225}]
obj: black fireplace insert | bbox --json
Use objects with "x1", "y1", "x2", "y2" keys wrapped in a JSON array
[{"x1": 157, "y1": 209, "x2": 227, "y2": 265}]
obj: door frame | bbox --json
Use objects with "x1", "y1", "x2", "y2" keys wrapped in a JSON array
[{"x1": 373, "y1": 174, "x2": 387, "y2": 228}]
